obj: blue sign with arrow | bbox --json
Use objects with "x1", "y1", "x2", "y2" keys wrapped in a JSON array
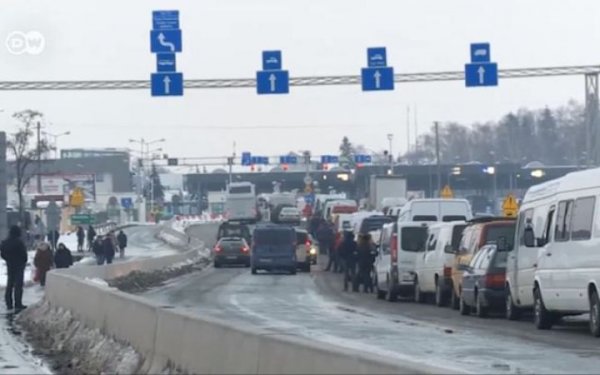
[
  {"x1": 150, "y1": 30, "x2": 182, "y2": 53},
  {"x1": 241, "y1": 152, "x2": 252, "y2": 166},
  {"x1": 257, "y1": 70, "x2": 289, "y2": 94},
  {"x1": 465, "y1": 43, "x2": 498, "y2": 87},
  {"x1": 120, "y1": 197, "x2": 133, "y2": 209},
  {"x1": 151, "y1": 73, "x2": 183, "y2": 96},
  {"x1": 361, "y1": 47, "x2": 394, "y2": 91},
  {"x1": 156, "y1": 53, "x2": 176, "y2": 72}
]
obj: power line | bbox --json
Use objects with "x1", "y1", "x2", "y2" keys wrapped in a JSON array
[{"x1": 0, "y1": 65, "x2": 598, "y2": 91}]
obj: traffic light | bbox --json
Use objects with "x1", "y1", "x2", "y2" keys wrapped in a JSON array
[{"x1": 167, "y1": 158, "x2": 178, "y2": 166}]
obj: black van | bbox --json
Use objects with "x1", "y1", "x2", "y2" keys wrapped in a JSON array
[{"x1": 251, "y1": 224, "x2": 297, "y2": 275}]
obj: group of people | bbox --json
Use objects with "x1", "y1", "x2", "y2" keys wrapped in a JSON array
[
  {"x1": 311, "y1": 214, "x2": 378, "y2": 293},
  {"x1": 91, "y1": 230, "x2": 128, "y2": 265}
]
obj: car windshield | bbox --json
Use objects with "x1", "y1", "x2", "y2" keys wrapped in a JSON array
[
  {"x1": 219, "y1": 239, "x2": 245, "y2": 249},
  {"x1": 448, "y1": 224, "x2": 467, "y2": 253},
  {"x1": 360, "y1": 216, "x2": 394, "y2": 233},
  {"x1": 443, "y1": 215, "x2": 467, "y2": 222},
  {"x1": 413, "y1": 215, "x2": 438, "y2": 222},
  {"x1": 400, "y1": 227, "x2": 428, "y2": 252},
  {"x1": 254, "y1": 230, "x2": 294, "y2": 246}
]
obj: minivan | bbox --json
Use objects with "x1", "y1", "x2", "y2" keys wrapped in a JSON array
[
  {"x1": 251, "y1": 224, "x2": 297, "y2": 275},
  {"x1": 397, "y1": 199, "x2": 473, "y2": 223},
  {"x1": 374, "y1": 221, "x2": 428, "y2": 301}
]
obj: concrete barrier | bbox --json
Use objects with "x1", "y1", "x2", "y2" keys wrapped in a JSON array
[{"x1": 40, "y1": 223, "x2": 455, "y2": 374}]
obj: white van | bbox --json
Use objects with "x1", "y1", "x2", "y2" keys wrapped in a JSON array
[
  {"x1": 414, "y1": 221, "x2": 467, "y2": 306},
  {"x1": 374, "y1": 221, "x2": 429, "y2": 301},
  {"x1": 397, "y1": 199, "x2": 473, "y2": 223},
  {"x1": 505, "y1": 178, "x2": 561, "y2": 321},
  {"x1": 520, "y1": 168, "x2": 600, "y2": 336}
]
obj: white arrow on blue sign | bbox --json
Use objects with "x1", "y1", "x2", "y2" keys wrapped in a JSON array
[
  {"x1": 256, "y1": 70, "x2": 289, "y2": 94},
  {"x1": 151, "y1": 73, "x2": 183, "y2": 96},
  {"x1": 150, "y1": 30, "x2": 182, "y2": 53},
  {"x1": 465, "y1": 63, "x2": 498, "y2": 87}
]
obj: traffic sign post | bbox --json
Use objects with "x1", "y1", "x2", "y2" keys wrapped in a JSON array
[
  {"x1": 279, "y1": 155, "x2": 298, "y2": 164},
  {"x1": 465, "y1": 42, "x2": 498, "y2": 87},
  {"x1": 120, "y1": 197, "x2": 134, "y2": 209},
  {"x1": 440, "y1": 185, "x2": 454, "y2": 199},
  {"x1": 502, "y1": 193, "x2": 519, "y2": 217},
  {"x1": 354, "y1": 154, "x2": 372, "y2": 164},
  {"x1": 321, "y1": 155, "x2": 339, "y2": 164},
  {"x1": 69, "y1": 187, "x2": 85, "y2": 207},
  {"x1": 257, "y1": 50, "x2": 289, "y2": 95},
  {"x1": 361, "y1": 47, "x2": 394, "y2": 91},
  {"x1": 70, "y1": 214, "x2": 95, "y2": 225},
  {"x1": 151, "y1": 10, "x2": 183, "y2": 96},
  {"x1": 241, "y1": 152, "x2": 252, "y2": 166}
]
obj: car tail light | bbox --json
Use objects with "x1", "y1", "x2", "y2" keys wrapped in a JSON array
[
  {"x1": 214, "y1": 246, "x2": 222, "y2": 253},
  {"x1": 305, "y1": 239, "x2": 311, "y2": 247},
  {"x1": 241, "y1": 246, "x2": 249, "y2": 253},
  {"x1": 443, "y1": 266, "x2": 452, "y2": 278},
  {"x1": 485, "y1": 273, "x2": 505, "y2": 288},
  {"x1": 390, "y1": 233, "x2": 398, "y2": 264}
]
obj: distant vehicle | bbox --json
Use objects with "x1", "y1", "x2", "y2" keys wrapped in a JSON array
[
  {"x1": 358, "y1": 215, "x2": 394, "y2": 236},
  {"x1": 323, "y1": 199, "x2": 357, "y2": 221},
  {"x1": 381, "y1": 197, "x2": 407, "y2": 215},
  {"x1": 213, "y1": 237, "x2": 251, "y2": 268},
  {"x1": 225, "y1": 182, "x2": 257, "y2": 222},
  {"x1": 251, "y1": 224, "x2": 297, "y2": 275},
  {"x1": 217, "y1": 221, "x2": 252, "y2": 244},
  {"x1": 460, "y1": 242, "x2": 509, "y2": 317},
  {"x1": 450, "y1": 217, "x2": 515, "y2": 310},
  {"x1": 278, "y1": 207, "x2": 301, "y2": 224},
  {"x1": 295, "y1": 229, "x2": 317, "y2": 272},
  {"x1": 414, "y1": 221, "x2": 467, "y2": 306},
  {"x1": 398, "y1": 198, "x2": 472, "y2": 223},
  {"x1": 386, "y1": 205, "x2": 404, "y2": 220},
  {"x1": 369, "y1": 176, "x2": 407, "y2": 211},
  {"x1": 375, "y1": 221, "x2": 429, "y2": 301}
]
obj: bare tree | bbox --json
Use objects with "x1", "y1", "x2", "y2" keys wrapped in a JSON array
[{"x1": 6, "y1": 110, "x2": 52, "y2": 225}]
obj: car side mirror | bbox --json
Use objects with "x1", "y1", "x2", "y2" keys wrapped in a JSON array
[
  {"x1": 444, "y1": 244, "x2": 453, "y2": 253},
  {"x1": 523, "y1": 227, "x2": 536, "y2": 248}
]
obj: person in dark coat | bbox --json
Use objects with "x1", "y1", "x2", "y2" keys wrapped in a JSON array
[
  {"x1": 103, "y1": 234, "x2": 116, "y2": 264},
  {"x1": 356, "y1": 234, "x2": 377, "y2": 293},
  {"x1": 339, "y1": 231, "x2": 358, "y2": 292},
  {"x1": 1, "y1": 226, "x2": 28, "y2": 310},
  {"x1": 93, "y1": 236, "x2": 105, "y2": 265},
  {"x1": 54, "y1": 243, "x2": 73, "y2": 269},
  {"x1": 116, "y1": 230, "x2": 127, "y2": 259},
  {"x1": 34, "y1": 242, "x2": 53, "y2": 287},
  {"x1": 87, "y1": 225, "x2": 97, "y2": 251},
  {"x1": 317, "y1": 222, "x2": 335, "y2": 259},
  {"x1": 76, "y1": 226, "x2": 85, "y2": 252}
]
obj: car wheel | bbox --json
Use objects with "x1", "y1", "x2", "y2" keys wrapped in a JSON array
[
  {"x1": 251, "y1": 267, "x2": 257, "y2": 275},
  {"x1": 459, "y1": 292, "x2": 471, "y2": 316},
  {"x1": 475, "y1": 292, "x2": 488, "y2": 318},
  {"x1": 435, "y1": 279, "x2": 446, "y2": 307},
  {"x1": 414, "y1": 278, "x2": 425, "y2": 303},
  {"x1": 450, "y1": 284, "x2": 460, "y2": 310},
  {"x1": 505, "y1": 288, "x2": 521, "y2": 321},
  {"x1": 534, "y1": 287, "x2": 553, "y2": 330},
  {"x1": 590, "y1": 291, "x2": 600, "y2": 337},
  {"x1": 386, "y1": 278, "x2": 397, "y2": 302}
]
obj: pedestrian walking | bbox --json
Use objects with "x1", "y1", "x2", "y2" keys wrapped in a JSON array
[
  {"x1": 317, "y1": 223, "x2": 335, "y2": 266},
  {"x1": 33, "y1": 242, "x2": 53, "y2": 287},
  {"x1": 54, "y1": 243, "x2": 73, "y2": 269},
  {"x1": 357, "y1": 234, "x2": 377, "y2": 293},
  {"x1": 0, "y1": 226, "x2": 28, "y2": 310},
  {"x1": 93, "y1": 236, "x2": 105, "y2": 265},
  {"x1": 339, "y1": 231, "x2": 358, "y2": 292},
  {"x1": 47, "y1": 229, "x2": 60, "y2": 251},
  {"x1": 116, "y1": 230, "x2": 127, "y2": 259},
  {"x1": 76, "y1": 226, "x2": 85, "y2": 252},
  {"x1": 87, "y1": 225, "x2": 97, "y2": 252},
  {"x1": 103, "y1": 234, "x2": 116, "y2": 264}
]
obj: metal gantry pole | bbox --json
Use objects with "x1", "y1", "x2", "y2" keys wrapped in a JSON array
[
  {"x1": 434, "y1": 122, "x2": 441, "y2": 197},
  {"x1": 585, "y1": 73, "x2": 599, "y2": 166}
]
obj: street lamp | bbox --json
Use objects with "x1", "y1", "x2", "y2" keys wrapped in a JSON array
[
  {"x1": 387, "y1": 134, "x2": 394, "y2": 175},
  {"x1": 42, "y1": 130, "x2": 71, "y2": 159}
]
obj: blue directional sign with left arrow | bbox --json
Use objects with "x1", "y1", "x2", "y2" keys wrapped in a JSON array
[
  {"x1": 257, "y1": 50, "x2": 289, "y2": 95},
  {"x1": 151, "y1": 10, "x2": 183, "y2": 96},
  {"x1": 361, "y1": 47, "x2": 394, "y2": 91},
  {"x1": 465, "y1": 42, "x2": 498, "y2": 87}
]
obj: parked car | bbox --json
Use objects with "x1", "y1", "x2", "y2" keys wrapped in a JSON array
[
  {"x1": 450, "y1": 217, "x2": 516, "y2": 310},
  {"x1": 295, "y1": 229, "x2": 317, "y2": 272},
  {"x1": 459, "y1": 240, "x2": 510, "y2": 317},
  {"x1": 374, "y1": 221, "x2": 428, "y2": 301},
  {"x1": 278, "y1": 207, "x2": 301, "y2": 224},
  {"x1": 397, "y1": 198, "x2": 473, "y2": 223},
  {"x1": 213, "y1": 237, "x2": 251, "y2": 268},
  {"x1": 414, "y1": 221, "x2": 467, "y2": 306},
  {"x1": 251, "y1": 224, "x2": 297, "y2": 275}
]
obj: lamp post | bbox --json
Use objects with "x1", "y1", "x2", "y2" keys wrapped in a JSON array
[
  {"x1": 387, "y1": 133, "x2": 394, "y2": 175},
  {"x1": 42, "y1": 130, "x2": 71, "y2": 159}
]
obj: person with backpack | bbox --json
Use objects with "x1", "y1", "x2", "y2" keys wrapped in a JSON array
[
  {"x1": 356, "y1": 234, "x2": 377, "y2": 293},
  {"x1": 339, "y1": 231, "x2": 359, "y2": 292},
  {"x1": 54, "y1": 243, "x2": 73, "y2": 269},
  {"x1": 116, "y1": 230, "x2": 128, "y2": 259},
  {"x1": 76, "y1": 226, "x2": 85, "y2": 252},
  {"x1": 103, "y1": 234, "x2": 116, "y2": 264},
  {"x1": 1, "y1": 226, "x2": 28, "y2": 310}
]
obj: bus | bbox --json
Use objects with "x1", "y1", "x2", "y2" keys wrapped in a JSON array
[{"x1": 224, "y1": 182, "x2": 257, "y2": 222}]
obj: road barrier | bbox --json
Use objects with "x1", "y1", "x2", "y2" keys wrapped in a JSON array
[{"x1": 40, "y1": 223, "x2": 456, "y2": 374}]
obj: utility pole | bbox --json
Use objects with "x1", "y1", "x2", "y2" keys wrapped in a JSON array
[
  {"x1": 303, "y1": 151, "x2": 312, "y2": 192},
  {"x1": 406, "y1": 106, "x2": 410, "y2": 154},
  {"x1": 227, "y1": 156, "x2": 233, "y2": 184},
  {"x1": 434, "y1": 122, "x2": 441, "y2": 197},
  {"x1": 387, "y1": 133, "x2": 394, "y2": 175},
  {"x1": 36, "y1": 120, "x2": 42, "y2": 194}
]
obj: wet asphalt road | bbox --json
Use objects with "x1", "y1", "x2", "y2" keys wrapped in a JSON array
[{"x1": 142, "y1": 223, "x2": 600, "y2": 374}]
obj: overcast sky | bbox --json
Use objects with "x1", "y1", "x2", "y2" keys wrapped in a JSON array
[{"x1": 0, "y1": 0, "x2": 599, "y2": 160}]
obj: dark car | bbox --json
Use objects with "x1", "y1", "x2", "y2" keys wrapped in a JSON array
[
  {"x1": 459, "y1": 241, "x2": 510, "y2": 317},
  {"x1": 213, "y1": 237, "x2": 251, "y2": 268},
  {"x1": 251, "y1": 224, "x2": 297, "y2": 275},
  {"x1": 217, "y1": 221, "x2": 252, "y2": 244},
  {"x1": 359, "y1": 215, "x2": 394, "y2": 235}
]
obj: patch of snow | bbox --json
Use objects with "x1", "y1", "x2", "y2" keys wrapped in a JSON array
[{"x1": 85, "y1": 278, "x2": 110, "y2": 287}]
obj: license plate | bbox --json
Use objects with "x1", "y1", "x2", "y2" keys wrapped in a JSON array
[
  {"x1": 261, "y1": 258, "x2": 273, "y2": 263},
  {"x1": 226, "y1": 256, "x2": 237, "y2": 260}
]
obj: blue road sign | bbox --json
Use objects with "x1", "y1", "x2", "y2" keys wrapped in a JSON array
[
  {"x1": 151, "y1": 73, "x2": 183, "y2": 96},
  {"x1": 256, "y1": 70, "x2": 289, "y2": 94},
  {"x1": 304, "y1": 193, "x2": 315, "y2": 205},
  {"x1": 321, "y1": 155, "x2": 339, "y2": 164},
  {"x1": 354, "y1": 154, "x2": 372, "y2": 163},
  {"x1": 120, "y1": 197, "x2": 133, "y2": 209},
  {"x1": 250, "y1": 156, "x2": 258, "y2": 165},
  {"x1": 261, "y1": 157, "x2": 269, "y2": 165},
  {"x1": 150, "y1": 30, "x2": 182, "y2": 53},
  {"x1": 470, "y1": 43, "x2": 490, "y2": 63},
  {"x1": 465, "y1": 63, "x2": 498, "y2": 87},
  {"x1": 367, "y1": 47, "x2": 387, "y2": 67},
  {"x1": 263, "y1": 51, "x2": 282, "y2": 70},
  {"x1": 152, "y1": 10, "x2": 180, "y2": 30},
  {"x1": 241, "y1": 152, "x2": 252, "y2": 166},
  {"x1": 280, "y1": 155, "x2": 298, "y2": 164},
  {"x1": 361, "y1": 67, "x2": 394, "y2": 91},
  {"x1": 156, "y1": 53, "x2": 176, "y2": 72}
]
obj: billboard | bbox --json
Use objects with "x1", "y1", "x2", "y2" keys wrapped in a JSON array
[{"x1": 25, "y1": 174, "x2": 96, "y2": 202}]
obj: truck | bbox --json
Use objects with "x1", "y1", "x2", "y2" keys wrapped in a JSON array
[{"x1": 368, "y1": 175, "x2": 407, "y2": 212}]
